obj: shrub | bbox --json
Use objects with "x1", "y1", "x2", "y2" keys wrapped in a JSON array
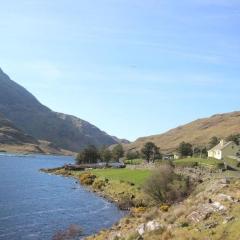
[
  {"x1": 79, "y1": 172, "x2": 96, "y2": 185},
  {"x1": 131, "y1": 207, "x2": 147, "y2": 216},
  {"x1": 143, "y1": 163, "x2": 191, "y2": 204},
  {"x1": 92, "y1": 179, "x2": 106, "y2": 190},
  {"x1": 181, "y1": 222, "x2": 189, "y2": 228},
  {"x1": 160, "y1": 205, "x2": 170, "y2": 212}
]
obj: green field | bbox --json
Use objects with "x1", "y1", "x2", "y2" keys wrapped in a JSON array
[
  {"x1": 91, "y1": 168, "x2": 150, "y2": 186},
  {"x1": 174, "y1": 157, "x2": 224, "y2": 169}
]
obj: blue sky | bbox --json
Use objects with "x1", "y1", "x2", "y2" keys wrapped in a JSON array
[{"x1": 0, "y1": 0, "x2": 240, "y2": 141}]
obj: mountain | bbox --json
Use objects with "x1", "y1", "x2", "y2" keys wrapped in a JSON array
[
  {"x1": 111, "y1": 136, "x2": 131, "y2": 144},
  {"x1": 0, "y1": 113, "x2": 71, "y2": 154},
  {"x1": 0, "y1": 113, "x2": 37, "y2": 145},
  {"x1": 0, "y1": 68, "x2": 119, "y2": 152},
  {"x1": 125, "y1": 111, "x2": 240, "y2": 153}
]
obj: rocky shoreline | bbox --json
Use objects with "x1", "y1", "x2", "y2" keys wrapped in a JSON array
[{"x1": 41, "y1": 166, "x2": 240, "y2": 240}]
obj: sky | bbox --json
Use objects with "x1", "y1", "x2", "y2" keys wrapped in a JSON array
[{"x1": 0, "y1": 0, "x2": 240, "y2": 141}]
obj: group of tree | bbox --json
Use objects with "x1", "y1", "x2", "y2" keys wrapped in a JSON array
[
  {"x1": 141, "y1": 142, "x2": 162, "y2": 163},
  {"x1": 126, "y1": 150, "x2": 140, "y2": 160},
  {"x1": 76, "y1": 133, "x2": 240, "y2": 165},
  {"x1": 207, "y1": 134, "x2": 240, "y2": 150},
  {"x1": 226, "y1": 134, "x2": 240, "y2": 145},
  {"x1": 177, "y1": 142, "x2": 207, "y2": 158},
  {"x1": 76, "y1": 144, "x2": 124, "y2": 164},
  {"x1": 177, "y1": 141, "x2": 193, "y2": 157},
  {"x1": 208, "y1": 136, "x2": 220, "y2": 149}
]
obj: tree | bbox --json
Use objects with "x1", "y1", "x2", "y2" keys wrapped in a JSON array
[
  {"x1": 76, "y1": 145, "x2": 99, "y2": 164},
  {"x1": 226, "y1": 134, "x2": 240, "y2": 145},
  {"x1": 126, "y1": 150, "x2": 140, "y2": 160},
  {"x1": 112, "y1": 144, "x2": 124, "y2": 162},
  {"x1": 141, "y1": 142, "x2": 161, "y2": 163},
  {"x1": 143, "y1": 163, "x2": 190, "y2": 204},
  {"x1": 208, "y1": 136, "x2": 220, "y2": 149},
  {"x1": 177, "y1": 142, "x2": 193, "y2": 157},
  {"x1": 193, "y1": 146, "x2": 207, "y2": 158},
  {"x1": 99, "y1": 146, "x2": 112, "y2": 164}
]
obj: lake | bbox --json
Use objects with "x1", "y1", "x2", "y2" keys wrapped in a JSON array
[{"x1": 0, "y1": 154, "x2": 125, "y2": 240}]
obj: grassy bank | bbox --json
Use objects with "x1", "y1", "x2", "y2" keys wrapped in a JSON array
[
  {"x1": 86, "y1": 174, "x2": 240, "y2": 240},
  {"x1": 174, "y1": 157, "x2": 225, "y2": 169},
  {"x1": 42, "y1": 167, "x2": 150, "y2": 209},
  {"x1": 42, "y1": 164, "x2": 240, "y2": 240},
  {"x1": 91, "y1": 168, "x2": 150, "y2": 187}
]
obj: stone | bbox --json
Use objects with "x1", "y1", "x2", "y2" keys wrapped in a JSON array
[
  {"x1": 212, "y1": 201, "x2": 226, "y2": 211},
  {"x1": 204, "y1": 222, "x2": 218, "y2": 229},
  {"x1": 137, "y1": 223, "x2": 145, "y2": 236},
  {"x1": 218, "y1": 193, "x2": 234, "y2": 202},
  {"x1": 223, "y1": 216, "x2": 235, "y2": 224},
  {"x1": 136, "y1": 220, "x2": 162, "y2": 235},
  {"x1": 146, "y1": 220, "x2": 161, "y2": 232}
]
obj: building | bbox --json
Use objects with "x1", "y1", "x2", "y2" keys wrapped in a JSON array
[
  {"x1": 162, "y1": 152, "x2": 180, "y2": 160},
  {"x1": 208, "y1": 139, "x2": 240, "y2": 160}
]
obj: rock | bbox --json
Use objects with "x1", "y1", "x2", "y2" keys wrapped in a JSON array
[
  {"x1": 219, "y1": 178, "x2": 230, "y2": 184},
  {"x1": 146, "y1": 220, "x2": 161, "y2": 232},
  {"x1": 109, "y1": 232, "x2": 122, "y2": 240},
  {"x1": 137, "y1": 223, "x2": 145, "y2": 236},
  {"x1": 136, "y1": 220, "x2": 162, "y2": 236},
  {"x1": 223, "y1": 216, "x2": 235, "y2": 224},
  {"x1": 204, "y1": 222, "x2": 218, "y2": 229},
  {"x1": 218, "y1": 193, "x2": 234, "y2": 202},
  {"x1": 212, "y1": 201, "x2": 226, "y2": 211},
  {"x1": 187, "y1": 204, "x2": 214, "y2": 223}
]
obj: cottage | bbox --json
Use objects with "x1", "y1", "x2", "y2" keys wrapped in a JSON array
[{"x1": 208, "y1": 140, "x2": 240, "y2": 160}]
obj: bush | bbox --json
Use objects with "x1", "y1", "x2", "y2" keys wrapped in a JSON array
[
  {"x1": 92, "y1": 179, "x2": 106, "y2": 190},
  {"x1": 143, "y1": 163, "x2": 191, "y2": 204},
  {"x1": 160, "y1": 205, "x2": 170, "y2": 212},
  {"x1": 130, "y1": 207, "x2": 147, "y2": 216},
  {"x1": 79, "y1": 172, "x2": 96, "y2": 185}
]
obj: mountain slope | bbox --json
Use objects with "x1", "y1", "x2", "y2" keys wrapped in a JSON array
[
  {"x1": 0, "y1": 68, "x2": 118, "y2": 152},
  {"x1": 126, "y1": 111, "x2": 240, "y2": 152},
  {"x1": 0, "y1": 113, "x2": 37, "y2": 145},
  {"x1": 0, "y1": 113, "x2": 72, "y2": 154}
]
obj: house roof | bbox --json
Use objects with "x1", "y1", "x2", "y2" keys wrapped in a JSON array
[{"x1": 208, "y1": 141, "x2": 234, "y2": 152}]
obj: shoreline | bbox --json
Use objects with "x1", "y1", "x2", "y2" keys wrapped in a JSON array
[
  {"x1": 41, "y1": 165, "x2": 240, "y2": 240},
  {"x1": 39, "y1": 167, "x2": 137, "y2": 240},
  {"x1": 41, "y1": 167, "x2": 145, "y2": 209}
]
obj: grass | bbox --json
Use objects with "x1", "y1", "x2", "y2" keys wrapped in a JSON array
[
  {"x1": 224, "y1": 157, "x2": 240, "y2": 170},
  {"x1": 91, "y1": 168, "x2": 151, "y2": 186},
  {"x1": 174, "y1": 157, "x2": 224, "y2": 169}
]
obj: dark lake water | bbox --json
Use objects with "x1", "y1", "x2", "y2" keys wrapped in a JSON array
[{"x1": 0, "y1": 154, "x2": 125, "y2": 240}]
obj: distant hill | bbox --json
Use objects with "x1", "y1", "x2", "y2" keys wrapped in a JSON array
[
  {"x1": 125, "y1": 111, "x2": 240, "y2": 153},
  {"x1": 111, "y1": 136, "x2": 130, "y2": 144},
  {"x1": 0, "y1": 68, "x2": 120, "y2": 152}
]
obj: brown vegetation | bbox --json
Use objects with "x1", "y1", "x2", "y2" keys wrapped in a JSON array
[
  {"x1": 143, "y1": 164, "x2": 191, "y2": 204},
  {"x1": 125, "y1": 111, "x2": 240, "y2": 152}
]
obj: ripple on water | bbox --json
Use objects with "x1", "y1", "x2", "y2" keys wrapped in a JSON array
[{"x1": 0, "y1": 155, "x2": 125, "y2": 240}]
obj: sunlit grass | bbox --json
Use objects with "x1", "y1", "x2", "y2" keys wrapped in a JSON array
[{"x1": 91, "y1": 168, "x2": 150, "y2": 186}]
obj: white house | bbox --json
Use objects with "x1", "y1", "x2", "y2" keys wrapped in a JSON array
[{"x1": 208, "y1": 139, "x2": 240, "y2": 160}]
